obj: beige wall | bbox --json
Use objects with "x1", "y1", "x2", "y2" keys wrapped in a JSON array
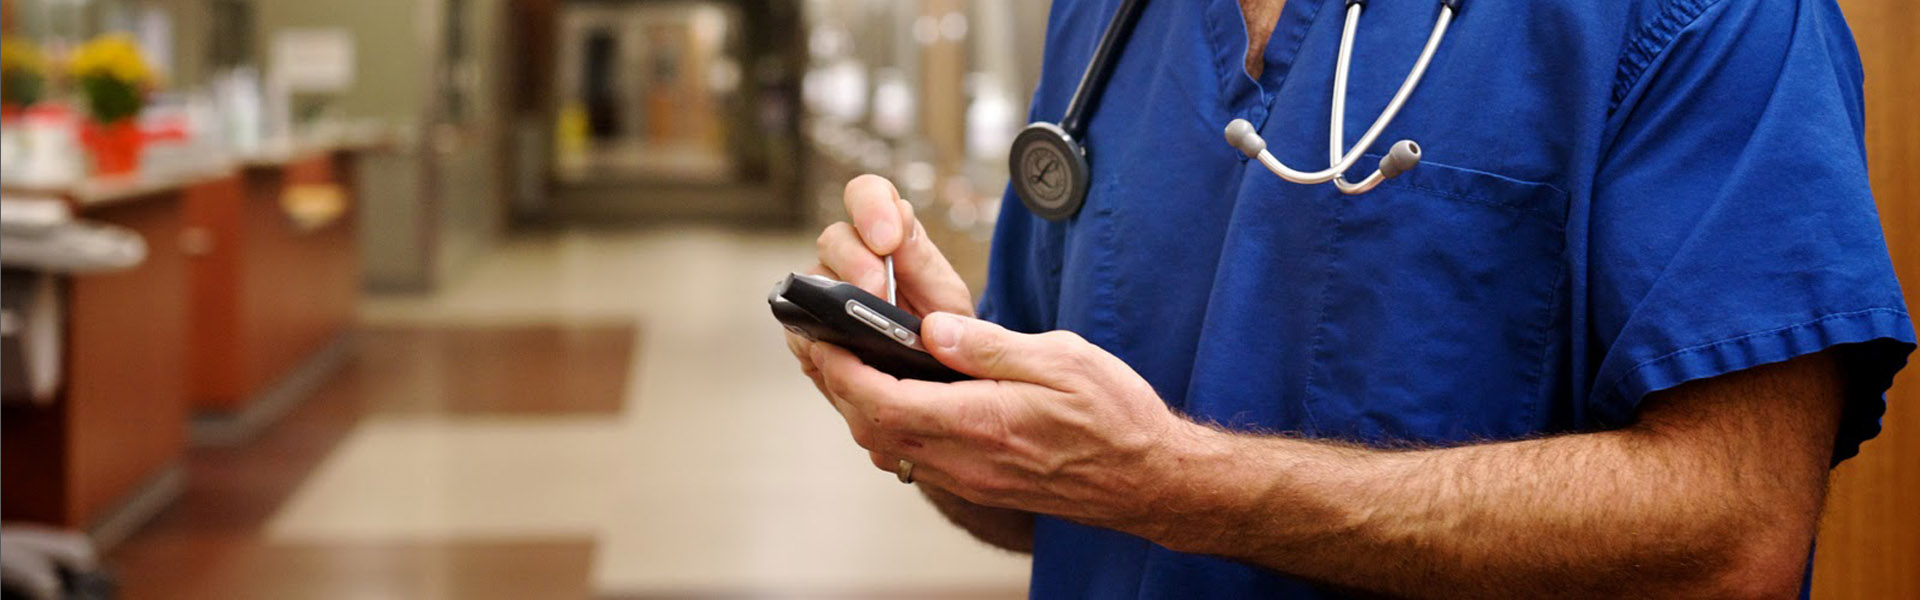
[
  {"x1": 242, "y1": 0, "x2": 440, "y2": 289},
  {"x1": 428, "y1": 0, "x2": 507, "y2": 288},
  {"x1": 247, "y1": 0, "x2": 506, "y2": 291},
  {"x1": 251, "y1": 0, "x2": 433, "y2": 121}
]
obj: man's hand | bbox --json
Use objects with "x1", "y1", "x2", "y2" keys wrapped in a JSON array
[
  {"x1": 787, "y1": 174, "x2": 1035, "y2": 552},
  {"x1": 812, "y1": 312, "x2": 1196, "y2": 532},
  {"x1": 785, "y1": 174, "x2": 972, "y2": 397}
]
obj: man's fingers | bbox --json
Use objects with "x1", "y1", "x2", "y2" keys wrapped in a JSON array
[
  {"x1": 812, "y1": 343, "x2": 967, "y2": 442},
  {"x1": 808, "y1": 344, "x2": 862, "y2": 418},
  {"x1": 866, "y1": 448, "x2": 951, "y2": 492},
  {"x1": 922, "y1": 313, "x2": 1088, "y2": 385},
  {"x1": 844, "y1": 174, "x2": 906, "y2": 256},
  {"x1": 871, "y1": 450, "x2": 1013, "y2": 510},
  {"x1": 896, "y1": 197, "x2": 915, "y2": 241},
  {"x1": 816, "y1": 222, "x2": 888, "y2": 296},
  {"x1": 833, "y1": 176, "x2": 972, "y2": 315},
  {"x1": 787, "y1": 264, "x2": 841, "y2": 400},
  {"x1": 783, "y1": 331, "x2": 834, "y2": 398},
  {"x1": 891, "y1": 200, "x2": 975, "y2": 315},
  {"x1": 783, "y1": 330, "x2": 814, "y2": 371}
]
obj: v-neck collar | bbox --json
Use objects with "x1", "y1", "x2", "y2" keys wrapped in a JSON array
[{"x1": 1205, "y1": 0, "x2": 1327, "y2": 123}]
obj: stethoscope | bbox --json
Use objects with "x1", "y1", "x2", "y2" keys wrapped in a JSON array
[{"x1": 1009, "y1": 0, "x2": 1464, "y2": 221}]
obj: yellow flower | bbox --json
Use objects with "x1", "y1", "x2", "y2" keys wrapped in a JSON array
[
  {"x1": 68, "y1": 34, "x2": 152, "y2": 86},
  {"x1": 0, "y1": 38, "x2": 47, "y2": 75}
]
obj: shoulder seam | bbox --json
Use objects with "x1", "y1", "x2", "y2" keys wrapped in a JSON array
[{"x1": 1608, "y1": 0, "x2": 1727, "y2": 115}]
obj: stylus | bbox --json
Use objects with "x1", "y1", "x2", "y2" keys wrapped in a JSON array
[{"x1": 884, "y1": 255, "x2": 897, "y2": 305}]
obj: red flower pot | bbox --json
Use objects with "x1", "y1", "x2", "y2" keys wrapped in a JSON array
[{"x1": 80, "y1": 119, "x2": 144, "y2": 177}]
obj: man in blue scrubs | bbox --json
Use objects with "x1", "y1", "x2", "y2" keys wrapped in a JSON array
[{"x1": 785, "y1": 0, "x2": 1914, "y2": 596}]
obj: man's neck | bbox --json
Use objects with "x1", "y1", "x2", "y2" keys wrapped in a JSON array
[{"x1": 1239, "y1": 0, "x2": 1287, "y2": 78}]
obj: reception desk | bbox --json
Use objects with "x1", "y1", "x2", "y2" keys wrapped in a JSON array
[
  {"x1": 186, "y1": 147, "x2": 363, "y2": 443},
  {"x1": 0, "y1": 138, "x2": 373, "y2": 544},
  {"x1": 2, "y1": 165, "x2": 230, "y2": 542}
]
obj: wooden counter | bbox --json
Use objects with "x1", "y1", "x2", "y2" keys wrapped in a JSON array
[
  {"x1": 1, "y1": 167, "x2": 228, "y2": 539},
  {"x1": 186, "y1": 149, "x2": 361, "y2": 430},
  {"x1": 2, "y1": 133, "x2": 378, "y2": 541}
]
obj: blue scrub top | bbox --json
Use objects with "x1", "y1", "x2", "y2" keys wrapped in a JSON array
[{"x1": 976, "y1": 0, "x2": 1917, "y2": 597}]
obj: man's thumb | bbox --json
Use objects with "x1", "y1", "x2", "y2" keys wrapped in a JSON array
[{"x1": 922, "y1": 312, "x2": 1044, "y2": 381}]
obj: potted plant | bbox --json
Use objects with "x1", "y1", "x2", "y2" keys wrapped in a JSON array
[
  {"x1": 69, "y1": 34, "x2": 155, "y2": 176},
  {"x1": 0, "y1": 38, "x2": 47, "y2": 122}
]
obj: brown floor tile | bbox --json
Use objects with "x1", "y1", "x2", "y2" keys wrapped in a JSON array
[
  {"x1": 106, "y1": 323, "x2": 634, "y2": 598},
  {"x1": 114, "y1": 537, "x2": 595, "y2": 600},
  {"x1": 347, "y1": 324, "x2": 637, "y2": 416}
]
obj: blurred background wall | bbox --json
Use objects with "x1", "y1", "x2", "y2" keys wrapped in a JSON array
[{"x1": 2, "y1": 0, "x2": 1059, "y2": 287}]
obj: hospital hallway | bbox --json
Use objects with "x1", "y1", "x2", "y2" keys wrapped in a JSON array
[
  {"x1": 101, "y1": 225, "x2": 1029, "y2": 599},
  {"x1": 5, "y1": 0, "x2": 1918, "y2": 597},
  {"x1": 3, "y1": 0, "x2": 1046, "y2": 596}
]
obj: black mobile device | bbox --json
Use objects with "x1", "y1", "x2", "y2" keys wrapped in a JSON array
[{"x1": 769, "y1": 273, "x2": 969, "y2": 382}]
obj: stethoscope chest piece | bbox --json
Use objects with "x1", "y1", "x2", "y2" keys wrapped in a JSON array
[{"x1": 1009, "y1": 122, "x2": 1092, "y2": 222}]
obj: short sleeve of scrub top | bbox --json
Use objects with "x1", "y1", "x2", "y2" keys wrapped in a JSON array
[{"x1": 1589, "y1": 0, "x2": 1912, "y2": 463}]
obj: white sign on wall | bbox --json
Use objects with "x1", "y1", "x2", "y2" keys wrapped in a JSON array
[{"x1": 270, "y1": 29, "x2": 357, "y2": 93}]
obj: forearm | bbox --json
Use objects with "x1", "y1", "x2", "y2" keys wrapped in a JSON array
[
  {"x1": 1139, "y1": 356, "x2": 1839, "y2": 598},
  {"x1": 815, "y1": 303, "x2": 1842, "y2": 595},
  {"x1": 1158, "y1": 431, "x2": 1795, "y2": 597},
  {"x1": 921, "y1": 484, "x2": 1035, "y2": 553}
]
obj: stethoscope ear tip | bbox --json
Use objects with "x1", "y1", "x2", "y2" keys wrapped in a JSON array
[
  {"x1": 1224, "y1": 119, "x2": 1266, "y2": 158},
  {"x1": 1380, "y1": 139, "x2": 1422, "y2": 179}
]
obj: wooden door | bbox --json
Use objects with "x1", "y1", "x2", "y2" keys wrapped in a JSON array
[{"x1": 1811, "y1": 0, "x2": 1920, "y2": 597}]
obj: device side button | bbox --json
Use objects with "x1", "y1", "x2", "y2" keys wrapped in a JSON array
[{"x1": 845, "y1": 301, "x2": 892, "y2": 330}]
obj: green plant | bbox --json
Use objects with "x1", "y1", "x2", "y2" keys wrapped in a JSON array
[
  {"x1": 1, "y1": 38, "x2": 48, "y2": 108},
  {"x1": 68, "y1": 34, "x2": 154, "y2": 123}
]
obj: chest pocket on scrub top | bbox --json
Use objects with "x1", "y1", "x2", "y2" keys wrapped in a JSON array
[{"x1": 1302, "y1": 158, "x2": 1570, "y2": 444}]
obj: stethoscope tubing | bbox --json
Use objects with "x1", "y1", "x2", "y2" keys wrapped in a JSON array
[
  {"x1": 1060, "y1": 0, "x2": 1151, "y2": 139},
  {"x1": 1014, "y1": 0, "x2": 1462, "y2": 222},
  {"x1": 1331, "y1": 4, "x2": 1453, "y2": 193},
  {"x1": 1248, "y1": 3, "x2": 1455, "y2": 191}
]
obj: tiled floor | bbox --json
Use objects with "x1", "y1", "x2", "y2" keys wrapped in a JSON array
[{"x1": 108, "y1": 226, "x2": 1030, "y2": 599}]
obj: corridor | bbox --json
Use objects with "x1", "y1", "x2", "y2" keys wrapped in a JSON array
[{"x1": 107, "y1": 227, "x2": 1030, "y2": 599}]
